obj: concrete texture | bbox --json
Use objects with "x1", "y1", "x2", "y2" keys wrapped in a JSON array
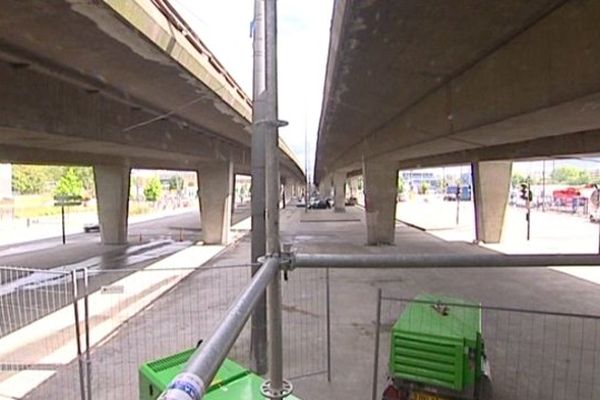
[
  {"x1": 363, "y1": 158, "x2": 397, "y2": 245},
  {"x1": 94, "y1": 165, "x2": 130, "y2": 245},
  {"x1": 198, "y1": 161, "x2": 233, "y2": 245},
  {"x1": 320, "y1": 174, "x2": 333, "y2": 198},
  {"x1": 11, "y1": 205, "x2": 600, "y2": 400},
  {"x1": 472, "y1": 161, "x2": 512, "y2": 243},
  {"x1": 315, "y1": 0, "x2": 600, "y2": 181},
  {"x1": 283, "y1": 206, "x2": 600, "y2": 400},
  {"x1": 333, "y1": 171, "x2": 346, "y2": 212},
  {"x1": 0, "y1": 0, "x2": 304, "y2": 181}
]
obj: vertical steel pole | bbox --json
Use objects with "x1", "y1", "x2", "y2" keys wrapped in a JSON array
[
  {"x1": 326, "y1": 267, "x2": 332, "y2": 382},
  {"x1": 83, "y1": 269, "x2": 92, "y2": 400},
  {"x1": 264, "y1": 0, "x2": 287, "y2": 397},
  {"x1": 456, "y1": 186, "x2": 460, "y2": 225},
  {"x1": 71, "y1": 270, "x2": 86, "y2": 400},
  {"x1": 61, "y1": 205, "x2": 66, "y2": 245},
  {"x1": 371, "y1": 289, "x2": 382, "y2": 400},
  {"x1": 526, "y1": 180, "x2": 531, "y2": 241},
  {"x1": 250, "y1": 0, "x2": 268, "y2": 375},
  {"x1": 542, "y1": 160, "x2": 546, "y2": 212}
]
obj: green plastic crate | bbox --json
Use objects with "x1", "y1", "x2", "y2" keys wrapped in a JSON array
[
  {"x1": 139, "y1": 348, "x2": 301, "y2": 400},
  {"x1": 389, "y1": 294, "x2": 483, "y2": 393}
]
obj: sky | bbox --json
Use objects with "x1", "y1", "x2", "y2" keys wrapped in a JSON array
[{"x1": 170, "y1": 0, "x2": 334, "y2": 179}]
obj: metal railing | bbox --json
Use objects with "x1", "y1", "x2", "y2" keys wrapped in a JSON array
[{"x1": 0, "y1": 258, "x2": 330, "y2": 400}]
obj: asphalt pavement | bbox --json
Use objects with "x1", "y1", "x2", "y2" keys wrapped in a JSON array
[{"x1": 0, "y1": 204, "x2": 251, "y2": 337}]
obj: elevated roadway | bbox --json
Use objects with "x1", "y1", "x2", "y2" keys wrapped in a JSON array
[
  {"x1": 0, "y1": 0, "x2": 304, "y2": 245},
  {"x1": 315, "y1": 0, "x2": 600, "y2": 245}
]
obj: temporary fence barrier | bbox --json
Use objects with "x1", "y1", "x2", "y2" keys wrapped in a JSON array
[
  {"x1": 0, "y1": 262, "x2": 330, "y2": 400},
  {"x1": 372, "y1": 290, "x2": 600, "y2": 400}
]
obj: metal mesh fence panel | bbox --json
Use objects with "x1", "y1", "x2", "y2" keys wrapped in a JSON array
[
  {"x1": 2, "y1": 261, "x2": 330, "y2": 400},
  {"x1": 0, "y1": 266, "x2": 83, "y2": 400},
  {"x1": 282, "y1": 267, "x2": 329, "y2": 381},
  {"x1": 83, "y1": 265, "x2": 252, "y2": 400},
  {"x1": 374, "y1": 293, "x2": 600, "y2": 400}
]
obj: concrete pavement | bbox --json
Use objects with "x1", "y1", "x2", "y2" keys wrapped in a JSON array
[
  {"x1": 396, "y1": 197, "x2": 600, "y2": 286},
  {"x1": 0, "y1": 211, "x2": 254, "y2": 400},
  {"x1": 9, "y1": 204, "x2": 599, "y2": 399}
]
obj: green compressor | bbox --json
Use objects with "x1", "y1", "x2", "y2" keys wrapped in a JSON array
[
  {"x1": 139, "y1": 347, "x2": 301, "y2": 400},
  {"x1": 382, "y1": 294, "x2": 492, "y2": 400}
]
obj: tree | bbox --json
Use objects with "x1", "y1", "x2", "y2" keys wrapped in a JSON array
[
  {"x1": 418, "y1": 181, "x2": 429, "y2": 195},
  {"x1": 511, "y1": 172, "x2": 527, "y2": 188},
  {"x1": 551, "y1": 166, "x2": 590, "y2": 185},
  {"x1": 72, "y1": 167, "x2": 94, "y2": 192},
  {"x1": 12, "y1": 165, "x2": 46, "y2": 194},
  {"x1": 54, "y1": 168, "x2": 83, "y2": 198},
  {"x1": 144, "y1": 177, "x2": 162, "y2": 202},
  {"x1": 397, "y1": 176, "x2": 405, "y2": 194},
  {"x1": 168, "y1": 175, "x2": 184, "y2": 192}
]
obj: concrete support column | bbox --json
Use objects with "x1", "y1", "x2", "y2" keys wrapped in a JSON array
[
  {"x1": 320, "y1": 174, "x2": 332, "y2": 198},
  {"x1": 334, "y1": 171, "x2": 346, "y2": 212},
  {"x1": 472, "y1": 161, "x2": 512, "y2": 244},
  {"x1": 94, "y1": 164, "x2": 130, "y2": 245},
  {"x1": 363, "y1": 158, "x2": 398, "y2": 245},
  {"x1": 197, "y1": 160, "x2": 233, "y2": 245}
]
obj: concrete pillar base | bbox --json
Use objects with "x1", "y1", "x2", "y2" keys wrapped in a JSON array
[
  {"x1": 94, "y1": 165, "x2": 130, "y2": 245},
  {"x1": 363, "y1": 158, "x2": 397, "y2": 245},
  {"x1": 334, "y1": 171, "x2": 346, "y2": 212},
  {"x1": 198, "y1": 160, "x2": 233, "y2": 245},
  {"x1": 472, "y1": 161, "x2": 512, "y2": 244}
]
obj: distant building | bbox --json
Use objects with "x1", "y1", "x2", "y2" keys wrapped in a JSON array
[{"x1": 401, "y1": 171, "x2": 438, "y2": 190}]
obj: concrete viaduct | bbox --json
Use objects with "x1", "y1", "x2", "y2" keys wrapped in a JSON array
[
  {"x1": 0, "y1": 0, "x2": 305, "y2": 245},
  {"x1": 315, "y1": 0, "x2": 600, "y2": 245}
]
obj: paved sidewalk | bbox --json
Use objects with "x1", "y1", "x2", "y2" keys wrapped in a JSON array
[{"x1": 7, "y1": 206, "x2": 600, "y2": 400}]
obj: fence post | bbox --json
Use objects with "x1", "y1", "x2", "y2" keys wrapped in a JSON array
[
  {"x1": 326, "y1": 267, "x2": 332, "y2": 383},
  {"x1": 71, "y1": 269, "x2": 87, "y2": 400},
  {"x1": 83, "y1": 268, "x2": 92, "y2": 400},
  {"x1": 371, "y1": 288, "x2": 382, "y2": 400}
]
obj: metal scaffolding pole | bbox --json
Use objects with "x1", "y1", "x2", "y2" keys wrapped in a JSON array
[
  {"x1": 293, "y1": 253, "x2": 600, "y2": 269},
  {"x1": 250, "y1": 0, "x2": 268, "y2": 375},
  {"x1": 158, "y1": 258, "x2": 280, "y2": 400},
  {"x1": 263, "y1": 0, "x2": 291, "y2": 398}
]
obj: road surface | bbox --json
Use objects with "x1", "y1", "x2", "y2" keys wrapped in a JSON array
[{"x1": 0, "y1": 204, "x2": 251, "y2": 337}]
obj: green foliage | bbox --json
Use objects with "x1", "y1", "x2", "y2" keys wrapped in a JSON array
[
  {"x1": 12, "y1": 165, "x2": 46, "y2": 194},
  {"x1": 511, "y1": 172, "x2": 528, "y2": 188},
  {"x1": 418, "y1": 181, "x2": 429, "y2": 195},
  {"x1": 144, "y1": 177, "x2": 162, "y2": 202},
  {"x1": 54, "y1": 168, "x2": 83, "y2": 198},
  {"x1": 12, "y1": 165, "x2": 94, "y2": 195},
  {"x1": 551, "y1": 166, "x2": 590, "y2": 185},
  {"x1": 72, "y1": 167, "x2": 94, "y2": 192},
  {"x1": 397, "y1": 176, "x2": 405, "y2": 194},
  {"x1": 168, "y1": 175, "x2": 184, "y2": 191}
]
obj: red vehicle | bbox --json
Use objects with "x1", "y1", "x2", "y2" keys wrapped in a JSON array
[{"x1": 552, "y1": 187, "x2": 581, "y2": 206}]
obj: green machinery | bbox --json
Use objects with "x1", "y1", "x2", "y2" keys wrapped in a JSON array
[
  {"x1": 382, "y1": 294, "x2": 491, "y2": 400},
  {"x1": 139, "y1": 348, "x2": 301, "y2": 400}
]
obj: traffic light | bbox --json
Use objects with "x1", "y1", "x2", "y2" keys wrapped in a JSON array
[
  {"x1": 520, "y1": 182, "x2": 533, "y2": 202},
  {"x1": 519, "y1": 183, "x2": 528, "y2": 201}
]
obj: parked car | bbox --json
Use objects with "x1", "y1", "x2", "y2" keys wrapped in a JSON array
[
  {"x1": 345, "y1": 197, "x2": 357, "y2": 206},
  {"x1": 83, "y1": 223, "x2": 100, "y2": 233},
  {"x1": 308, "y1": 199, "x2": 331, "y2": 209}
]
